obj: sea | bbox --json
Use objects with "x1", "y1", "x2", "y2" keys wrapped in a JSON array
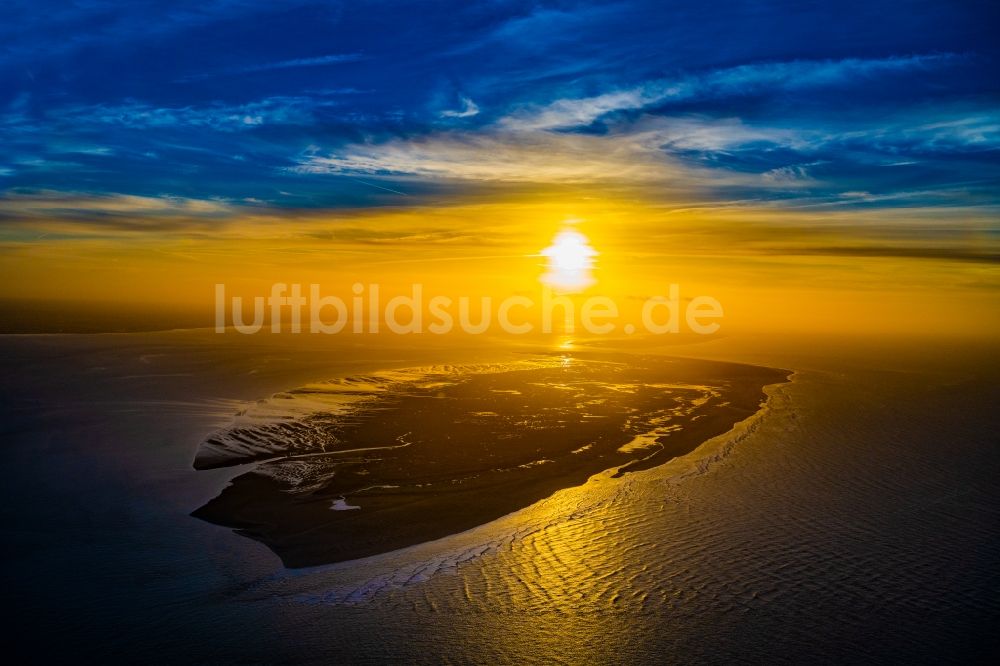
[{"x1": 1, "y1": 330, "x2": 997, "y2": 663}]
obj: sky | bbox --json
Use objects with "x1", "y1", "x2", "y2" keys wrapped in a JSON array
[{"x1": 0, "y1": 0, "x2": 998, "y2": 335}]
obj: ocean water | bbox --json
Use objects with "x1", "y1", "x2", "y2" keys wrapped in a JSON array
[{"x1": 1, "y1": 332, "x2": 997, "y2": 662}]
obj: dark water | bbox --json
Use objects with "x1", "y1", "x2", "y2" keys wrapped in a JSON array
[{"x1": 1, "y1": 332, "x2": 997, "y2": 663}]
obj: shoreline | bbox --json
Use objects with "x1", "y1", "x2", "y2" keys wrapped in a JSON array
[{"x1": 192, "y1": 353, "x2": 790, "y2": 567}]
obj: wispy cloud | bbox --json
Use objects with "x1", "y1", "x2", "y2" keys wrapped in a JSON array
[
  {"x1": 501, "y1": 54, "x2": 962, "y2": 130},
  {"x1": 295, "y1": 131, "x2": 668, "y2": 183},
  {"x1": 441, "y1": 96, "x2": 480, "y2": 118},
  {"x1": 761, "y1": 163, "x2": 822, "y2": 184},
  {"x1": 291, "y1": 54, "x2": 980, "y2": 190},
  {"x1": 178, "y1": 53, "x2": 366, "y2": 82},
  {"x1": 50, "y1": 96, "x2": 338, "y2": 131},
  {"x1": 768, "y1": 245, "x2": 1000, "y2": 264},
  {"x1": 291, "y1": 125, "x2": 752, "y2": 194},
  {"x1": 293, "y1": 103, "x2": 999, "y2": 202},
  {"x1": 0, "y1": 190, "x2": 240, "y2": 235}
]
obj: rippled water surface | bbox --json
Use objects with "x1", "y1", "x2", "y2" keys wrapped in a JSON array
[{"x1": 1, "y1": 333, "x2": 997, "y2": 662}]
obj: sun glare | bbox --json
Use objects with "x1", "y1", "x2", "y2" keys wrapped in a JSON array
[{"x1": 541, "y1": 228, "x2": 597, "y2": 291}]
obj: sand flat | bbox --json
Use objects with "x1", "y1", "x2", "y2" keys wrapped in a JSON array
[{"x1": 192, "y1": 352, "x2": 789, "y2": 567}]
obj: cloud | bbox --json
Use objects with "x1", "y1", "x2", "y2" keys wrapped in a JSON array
[
  {"x1": 761, "y1": 163, "x2": 822, "y2": 184},
  {"x1": 291, "y1": 103, "x2": 1000, "y2": 207},
  {"x1": 50, "y1": 96, "x2": 338, "y2": 131},
  {"x1": 772, "y1": 245, "x2": 1000, "y2": 264},
  {"x1": 443, "y1": 5, "x2": 616, "y2": 57},
  {"x1": 293, "y1": 110, "x2": 821, "y2": 186},
  {"x1": 501, "y1": 54, "x2": 962, "y2": 130},
  {"x1": 0, "y1": 190, "x2": 239, "y2": 234},
  {"x1": 291, "y1": 129, "x2": 694, "y2": 184},
  {"x1": 849, "y1": 116, "x2": 1000, "y2": 153},
  {"x1": 178, "y1": 53, "x2": 366, "y2": 82},
  {"x1": 3, "y1": 38, "x2": 994, "y2": 216},
  {"x1": 441, "y1": 96, "x2": 480, "y2": 118},
  {"x1": 636, "y1": 116, "x2": 809, "y2": 153},
  {"x1": 632, "y1": 108, "x2": 1000, "y2": 158}
]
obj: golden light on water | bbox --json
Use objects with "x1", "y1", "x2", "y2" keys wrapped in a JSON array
[{"x1": 540, "y1": 227, "x2": 597, "y2": 292}]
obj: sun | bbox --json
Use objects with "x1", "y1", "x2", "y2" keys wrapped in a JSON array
[{"x1": 541, "y1": 228, "x2": 597, "y2": 291}]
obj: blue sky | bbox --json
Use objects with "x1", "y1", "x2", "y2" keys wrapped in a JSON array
[{"x1": 1, "y1": 0, "x2": 998, "y2": 221}]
